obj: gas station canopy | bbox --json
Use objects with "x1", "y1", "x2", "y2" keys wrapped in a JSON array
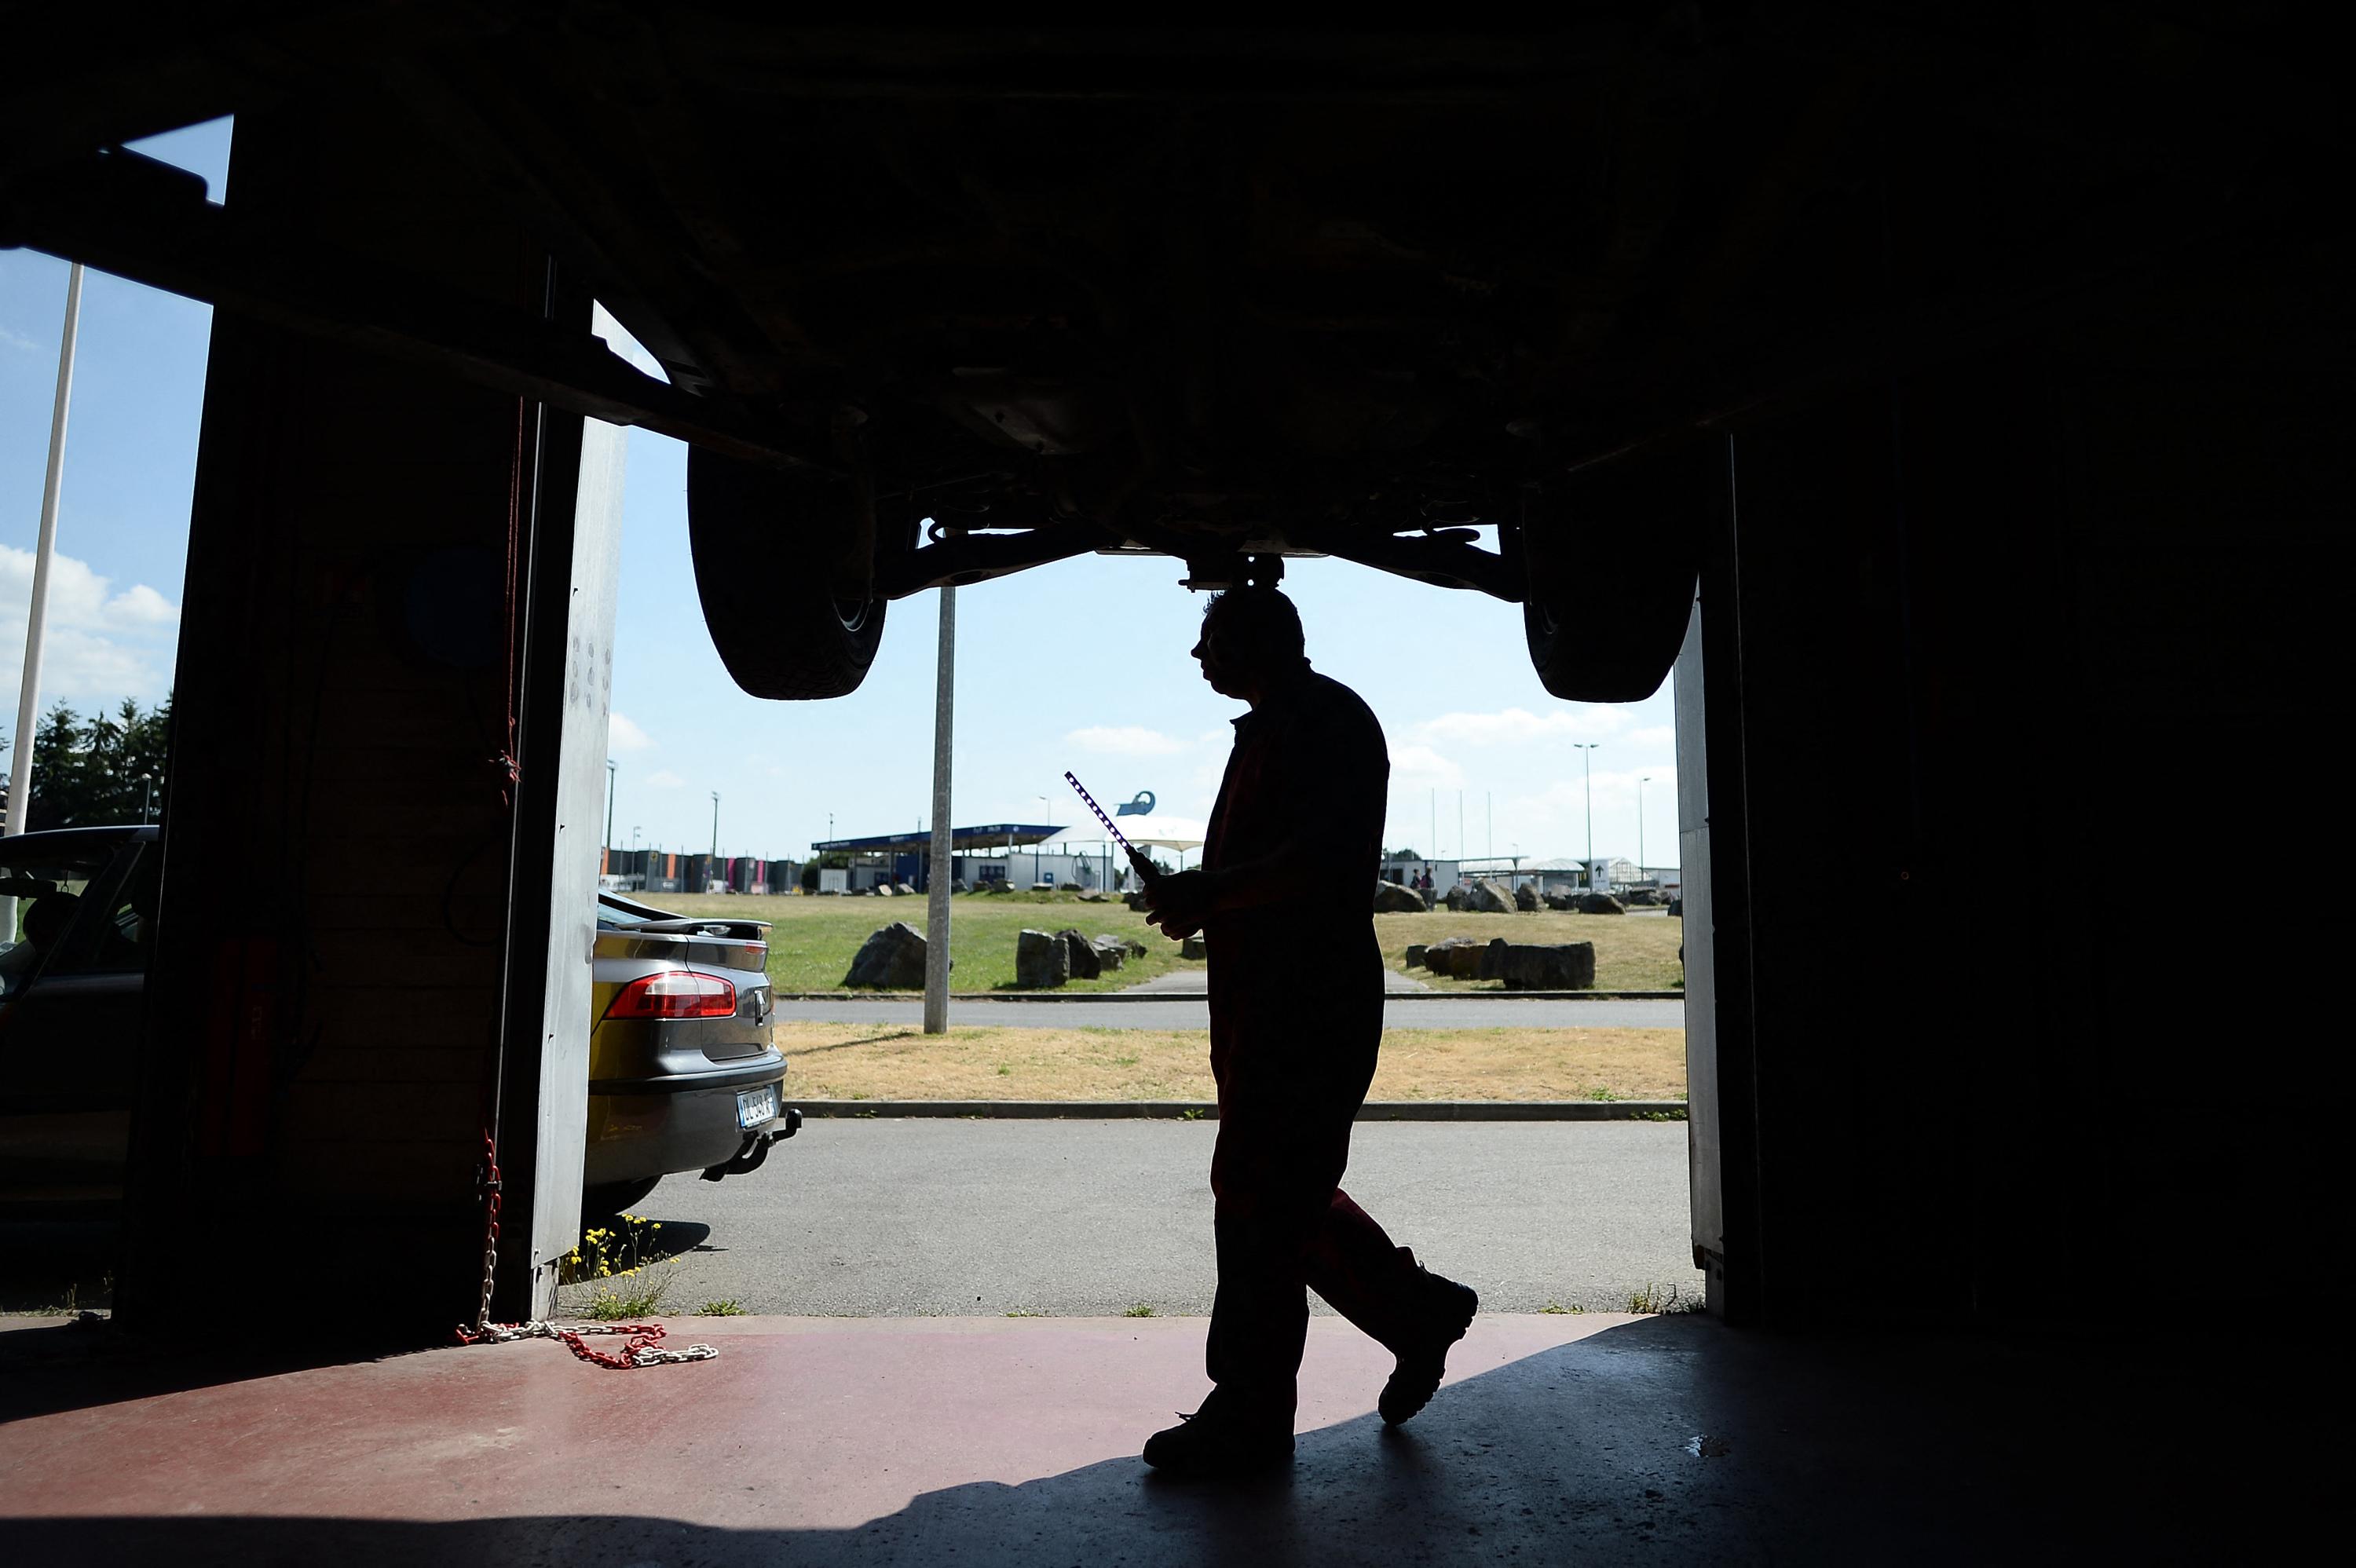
[{"x1": 810, "y1": 824, "x2": 1066, "y2": 854}]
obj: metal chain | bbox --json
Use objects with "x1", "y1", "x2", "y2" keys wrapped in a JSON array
[
  {"x1": 455, "y1": 1131, "x2": 717, "y2": 1370},
  {"x1": 469, "y1": 1130, "x2": 501, "y2": 1336},
  {"x1": 461, "y1": 1318, "x2": 719, "y2": 1368}
]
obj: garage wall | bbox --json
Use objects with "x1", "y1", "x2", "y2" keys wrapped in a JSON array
[
  {"x1": 1686, "y1": 238, "x2": 2351, "y2": 1324},
  {"x1": 121, "y1": 97, "x2": 601, "y2": 1332}
]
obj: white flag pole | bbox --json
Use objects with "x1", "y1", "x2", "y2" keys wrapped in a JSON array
[{"x1": 2, "y1": 262, "x2": 84, "y2": 942}]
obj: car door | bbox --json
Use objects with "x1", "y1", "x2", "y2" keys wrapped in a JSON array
[{"x1": 0, "y1": 837, "x2": 148, "y2": 1211}]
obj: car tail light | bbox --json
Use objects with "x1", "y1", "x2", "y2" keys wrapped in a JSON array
[{"x1": 605, "y1": 970, "x2": 737, "y2": 1020}]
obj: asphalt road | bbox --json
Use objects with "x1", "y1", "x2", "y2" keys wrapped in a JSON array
[
  {"x1": 774, "y1": 996, "x2": 1688, "y2": 1030},
  {"x1": 580, "y1": 1120, "x2": 1703, "y2": 1319}
]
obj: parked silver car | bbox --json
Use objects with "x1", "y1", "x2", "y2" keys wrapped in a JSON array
[{"x1": 0, "y1": 826, "x2": 796, "y2": 1219}]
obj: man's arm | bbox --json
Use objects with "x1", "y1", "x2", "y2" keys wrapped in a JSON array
[{"x1": 1141, "y1": 839, "x2": 1323, "y2": 938}]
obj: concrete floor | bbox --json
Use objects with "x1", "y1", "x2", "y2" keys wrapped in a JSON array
[{"x1": 0, "y1": 1311, "x2": 2277, "y2": 1563}]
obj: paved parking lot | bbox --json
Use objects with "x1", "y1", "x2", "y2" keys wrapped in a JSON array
[
  {"x1": 586, "y1": 1119, "x2": 1703, "y2": 1318},
  {"x1": 773, "y1": 996, "x2": 1687, "y2": 1029}
]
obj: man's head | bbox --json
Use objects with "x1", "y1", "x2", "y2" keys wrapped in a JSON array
[{"x1": 1191, "y1": 587, "x2": 1307, "y2": 700}]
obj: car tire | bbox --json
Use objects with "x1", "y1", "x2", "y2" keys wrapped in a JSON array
[
  {"x1": 582, "y1": 1176, "x2": 661, "y2": 1221},
  {"x1": 687, "y1": 446, "x2": 889, "y2": 700},
  {"x1": 1520, "y1": 443, "x2": 1716, "y2": 703}
]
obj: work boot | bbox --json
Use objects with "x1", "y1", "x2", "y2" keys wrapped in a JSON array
[
  {"x1": 1379, "y1": 1268, "x2": 1480, "y2": 1426},
  {"x1": 1142, "y1": 1387, "x2": 1295, "y2": 1478}
]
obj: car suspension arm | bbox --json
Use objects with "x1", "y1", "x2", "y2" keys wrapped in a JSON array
[{"x1": 873, "y1": 521, "x2": 1104, "y2": 600}]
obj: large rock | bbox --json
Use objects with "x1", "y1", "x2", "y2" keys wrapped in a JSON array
[
  {"x1": 1622, "y1": 887, "x2": 1662, "y2": 906},
  {"x1": 1403, "y1": 943, "x2": 1429, "y2": 970},
  {"x1": 1088, "y1": 934, "x2": 1131, "y2": 971},
  {"x1": 1443, "y1": 884, "x2": 1472, "y2": 912},
  {"x1": 1015, "y1": 928, "x2": 1070, "y2": 989},
  {"x1": 1372, "y1": 879, "x2": 1429, "y2": 913},
  {"x1": 1054, "y1": 927, "x2": 1101, "y2": 981},
  {"x1": 1123, "y1": 890, "x2": 1149, "y2": 911},
  {"x1": 1467, "y1": 878, "x2": 1517, "y2": 914},
  {"x1": 1422, "y1": 938, "x2": 1488, "y2": 978},
  {"x1": 1513, "y1": 881, "x2": 1540, "y2": 912},
  {"x1": 894, "y1": 883, "x2": 919, "y2": 897},
  {"x1": 1543, "y1": 891, "x2": 1578, "y2": 911},
  {"x1": 1480, "y1": 938, "x2": 1509, "y2": 979},
  {"x1": 1180, "y1": 934, "x2": 1208, "y2": 960},
  {"x1": 1575, "y1": 892, "x2": 1627, "y2": 915},
  {"x1": 873, "y1": 883, "x2": 895, "y2": 897},
  {"x1": 1493, "y1": 941, "x2": 1597, "y2": 990},
  {"x1": 842, "y1": 922, "x2": 929, "y2": 989},
  {"x1": 1666, "y1": 897, "x2": 1683, "y2": 917}
]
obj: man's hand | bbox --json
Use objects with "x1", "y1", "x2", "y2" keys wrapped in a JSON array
[{"x1": 1143, "y1": 868, "x2": 1216, "y2": 941}]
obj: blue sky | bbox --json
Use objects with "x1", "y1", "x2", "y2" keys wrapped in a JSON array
[{"x1": 3, "y1": 118, "x2": 1680, "y2": 868}]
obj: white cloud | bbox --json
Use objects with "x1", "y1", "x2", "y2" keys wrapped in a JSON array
[
  {"x1": 0, "y1": 546, "x2": 179, "y2": 711},
  {"x1": 1066, "y1": 724, "x2": 1187, "y2": 757},
  {"x1": 0, "y1": 323, "x2": 43, "y2": 356},
  {"x1": 1628, "y1": 725, "x2": 1677, "y2": 751},
  {"x1": 646, "y1": 769, "x2": 686, "y2": 789},
  {"x1": 1411, "y1": 706, "x2": 1620, "y2": 747},
  {"x1": 104, "y1": 584, "x2": 179, "y2": 626},
  {"x1": 1388, "y1": 743, "x2": 1465, "y2": 791},
  {"x1": 609, "y1": 711, "x2": 653, "y2": 752}
]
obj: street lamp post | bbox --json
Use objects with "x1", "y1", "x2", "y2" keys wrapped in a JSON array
[
  {"x1": 923, "y1": 584, "x2": 957, "y2": 1033},
  {"x1": 1638, "y1": 776, "x2": 1652, "y2": 877},
  {"x1": 139, "y1": 772, "x2": 155, "y2": 824},
  {"x1": 1570, "y1": 743, "x2": 1600, "y2": 882},
  {"x1": 604, "y1": 759, "x2": 616, "y2": 855}
]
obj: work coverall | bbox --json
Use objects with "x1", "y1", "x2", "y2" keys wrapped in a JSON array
[{"x1": 1198, "y1": 663, "x2": 1427, "y2": 1417}]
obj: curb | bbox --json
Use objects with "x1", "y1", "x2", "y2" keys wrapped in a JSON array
[
  {"x1": 776, "y1": 990, "x2": 1686, "y2": 1003},
  {"x1": 797, "y1": 1099, "x2": 1688, "y2": 1121}
]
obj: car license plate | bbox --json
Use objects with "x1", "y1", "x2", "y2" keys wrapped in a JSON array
[{"x1": 736, "y1": 1085, "x2": 779, "y2": 1129}]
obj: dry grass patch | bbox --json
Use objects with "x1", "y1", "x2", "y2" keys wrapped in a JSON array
[{"x1": 777, "y1": 1021, "x2": 1685, "y2": 1103}]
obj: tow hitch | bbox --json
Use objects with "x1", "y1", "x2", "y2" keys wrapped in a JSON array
[{"x1": 701, "y1": 1107, "x2": 802, "y2": 1182}]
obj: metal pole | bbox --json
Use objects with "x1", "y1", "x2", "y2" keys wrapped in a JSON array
[
  {"x1": 3, "y1": 263, "x2": 84, "y2": 946},
  {"x1": 1570, "y1": 743, "x2": 1599, "y2": 877},
  {"x1": 1638, "y1": 776, "x2": 1650, "y2": 875},
  {"x1": 605, "y1": 759, "x2": 616, "y2": 857},
  {"x1": 923, "y1": 586, "x2": 956, "y2": 1033}
]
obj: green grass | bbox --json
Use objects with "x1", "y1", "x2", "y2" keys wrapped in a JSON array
[
  {"x1": 659, "y1": 890, "x2": 1200, "y2": 993},
  {"x1": 696, "y1": 1299, "x2": 748, "y2": 1317},
  {"x1": 1122, "y1": 1303, "x2": 1157, "y2": 1318},
  {"x1": 583, "y1": 1266, "x2": 679, "y2": 1320},
  {"x1": 1626, "y1": 1281, "x2": 1703, "y2": 1314}
]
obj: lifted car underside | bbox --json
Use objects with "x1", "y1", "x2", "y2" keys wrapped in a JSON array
[{"x1": 2, "y1": 8, "x2": 2333, "y2": 698}]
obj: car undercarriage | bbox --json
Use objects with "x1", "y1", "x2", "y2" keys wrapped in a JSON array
[{"x1": 2, "y1": 7, "x2": 2329, "y2": 700}]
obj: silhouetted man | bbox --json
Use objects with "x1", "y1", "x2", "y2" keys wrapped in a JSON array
[{"x1": 1140, "y1": 586, "x2": 1478, "y2": 1477}]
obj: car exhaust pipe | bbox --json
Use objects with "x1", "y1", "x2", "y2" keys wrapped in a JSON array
[{"x1": 701, "y1": 1107, "x2": 802, "y2": 1181}]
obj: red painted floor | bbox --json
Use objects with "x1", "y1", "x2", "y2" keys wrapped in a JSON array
[{"x1": 0, "y1": 1311, "x2": 2290, "y2": 1564}]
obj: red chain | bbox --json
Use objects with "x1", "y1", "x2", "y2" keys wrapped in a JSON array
[{"x1": 554, "y1": 1322, "x2": 679, "y2": 1369}]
